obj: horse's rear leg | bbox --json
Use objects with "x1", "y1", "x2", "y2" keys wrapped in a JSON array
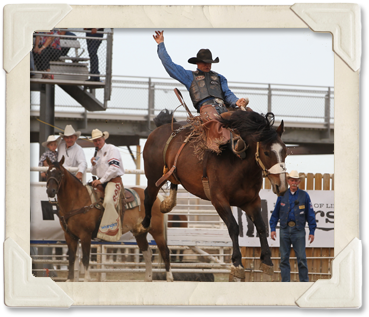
[
  {"x1": 212, "y1": 199, "x2": 244, "y2": 282},
  {"x1": 241, "y1": 202, "x2": 273, "y2": 275},
  {"x1": 140, "y1": 185, "x2": 160, "y2": 231},
  {"x1": 151, "y1": 231, "x2": 173, "y2": 282},
  {"x1": 135, "y1": 233, "x2": 153, "y2": 282},
  {"x1": 80, "y1": 235, "x2": 92, "y2": 282},
  {"x1": 160, "y1": 183, "x2": 178, "y2": 213},
  {"x1": 65, "y1": 234, "x2": 78, "y2": 282}
]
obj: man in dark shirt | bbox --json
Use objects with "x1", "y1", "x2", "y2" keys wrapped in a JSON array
[{"x1": 269, "y1": 170, "x2": 317, "y2": 282}]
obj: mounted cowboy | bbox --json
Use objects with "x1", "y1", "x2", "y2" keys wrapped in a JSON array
[
  {"x1": 153, "y1": 30, "x2": 251, "y2": 153},
  {"x1": 89, "y1": 129, "x2": 126, "y2": 241},
  {"x1": 58, "y1": 125, "x2": 87, "y2": 182}
]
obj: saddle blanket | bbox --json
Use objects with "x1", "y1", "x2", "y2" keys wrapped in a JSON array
[
  {"x1": 86, "y1": 185, "x2": 141, "y2": 242},
  {"x1": 124, "y1": 188, "x2": 141, "y2": 210},
  {"x1": 86, "y1": 186, "x2": 141, "y2": 211}
]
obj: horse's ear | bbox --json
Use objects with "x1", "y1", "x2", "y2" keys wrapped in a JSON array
[
  {"x1": 59, "y1": 155, "x2": 65, "y2": 166},
  {"x1": 276, "y1": 120, "x2": 284, "y2": 137},
  {"x1": 45, "y1": 156, "x2": 52, "y2": 166}
]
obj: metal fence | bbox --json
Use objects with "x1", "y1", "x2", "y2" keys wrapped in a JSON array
[
  {"x1": 31, "y1": 242, "x2": 333, "y2": 282},
  {"x1": 30, "y1": 75, "x2": 334, "y2": 124}
]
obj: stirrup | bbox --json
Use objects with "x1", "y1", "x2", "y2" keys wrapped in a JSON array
[{"x1": 231, "y1": 134, "x2": 248, "y2": 159}]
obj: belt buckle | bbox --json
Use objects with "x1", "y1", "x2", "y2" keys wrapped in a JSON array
[
  {"x1": 214, "y1": 98, "x2": 224, "y2": 105},
  {"x1": 288, "y1": 221, "x2": 296, "y2": 227}
]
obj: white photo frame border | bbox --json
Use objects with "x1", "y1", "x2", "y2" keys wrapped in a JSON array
[{"x1": 3, "y1": 4, "x2": 361, "y2": 308}]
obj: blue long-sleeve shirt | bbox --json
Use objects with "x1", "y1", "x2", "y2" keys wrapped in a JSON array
[
  {"x1": 157, "y1": 42, "x2": 239, "y2": 107},
  {"x1": 269, "y1": 188, "x2": 317, "y2": 235}
]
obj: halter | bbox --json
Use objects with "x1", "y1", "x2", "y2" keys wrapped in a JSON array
[{"x1": 255, "y1": 142, "x2": 287, "y2": 177}]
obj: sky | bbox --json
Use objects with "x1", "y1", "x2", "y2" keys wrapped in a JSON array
[
  {"x1": 112, "y1": 28, "x2": 334, "y2": 86},
  {"x1": 29, "y1": 26, "x2": 335, "y2": 184}
]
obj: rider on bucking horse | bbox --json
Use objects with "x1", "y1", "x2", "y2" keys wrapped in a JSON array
[{"x1": 153, "y1": 30, "x2": 251, "y2": 153}]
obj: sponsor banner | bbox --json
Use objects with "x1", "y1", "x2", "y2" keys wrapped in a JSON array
[
  {"x1": 31, "y1": 183, "x2": 65, "y2": 240},
  {"x1": 233, "y1": 189, "x2": 334, "y2": 248}
]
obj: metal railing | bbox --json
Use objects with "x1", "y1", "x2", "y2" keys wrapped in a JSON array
[
  {"x1": 30, "y1": 243, "x2": 333, "y2": 282},
  {"x1": 30, "y1": 75, "x2": 334, "y2": 125}
]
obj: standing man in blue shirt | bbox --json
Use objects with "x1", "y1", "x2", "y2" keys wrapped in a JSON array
[{"x1": 269, "y1": 170, "x2": 317, "y2": 282}]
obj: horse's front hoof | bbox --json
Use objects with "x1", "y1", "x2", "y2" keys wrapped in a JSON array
[
  {"x1": 260, "y1": 262, "x2": 274, "y2": 276},
  {"x1": 229, "y1": 265, "x2": 245, "y2": 282},
  {"x1": 144, "y1": 275, "x2": 153, "y2": 282}
]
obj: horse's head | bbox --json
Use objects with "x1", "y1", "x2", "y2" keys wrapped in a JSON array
[
  {"x1": 219, "y1": 110, "x2": 288, "y2": 196},
  {"x1": 256, "y1": 121, "x2": 288, "y2": 196},
  {"x1": 45, "y1": 156, "x2": 65, "y2": 198}
]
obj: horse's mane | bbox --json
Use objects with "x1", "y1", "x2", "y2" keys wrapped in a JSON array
[
  {"x1": 154, "y1": 109, "x2": 177, "y2": 127},
  {"x1": 52, "y1": 161, "x2": 84, "y2": 185},
  {"x1": 218, "y1": 111, "x2": 278, "y2": 144}
]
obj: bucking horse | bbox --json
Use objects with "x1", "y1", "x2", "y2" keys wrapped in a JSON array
[{"x1": 136, "y1": 108, "x2": 288, "y2": 281}]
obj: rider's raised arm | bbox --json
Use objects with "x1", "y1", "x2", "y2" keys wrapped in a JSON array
[{"x1": 157, "y1": 42, "x2": 193, "y2": 90}]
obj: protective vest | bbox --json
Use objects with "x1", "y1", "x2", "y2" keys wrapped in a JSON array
[
  {"x1": 279, "y1": 190, "x2": 308, "y2": 230},
  {"x1": 189, "y1": 70, "x2": 224, "y2": 109}
]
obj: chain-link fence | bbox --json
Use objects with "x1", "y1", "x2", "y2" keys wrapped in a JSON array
[
  {"x1": 31, "y1": 29, "x2": 112, "y2": 81},
  {"x1": 30, "y1": 75, "x2": 334, "y2": 124}
]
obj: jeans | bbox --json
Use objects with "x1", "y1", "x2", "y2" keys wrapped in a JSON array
[
  {"x1": 86, "y1": 33, "x2": 104, "y2": 80},
  {"x1": 33, "y1": 46, "x2": 62, "y2": 71},
  {"x1": 279, "y1": 226, "x2": 309, "y2": 282}
]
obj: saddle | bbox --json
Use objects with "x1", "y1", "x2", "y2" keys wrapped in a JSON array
[
  {"x1": 155, "y1": 107, "x2": 248, "y2": 189},
  {"x1": 92, "y1": 183, "x2": 135, "y2": 205}
]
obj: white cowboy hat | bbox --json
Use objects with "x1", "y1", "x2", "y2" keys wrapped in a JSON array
[
  {"x1": 287, "y1": 170, "x2": 301, "y2": 179},
  {"x1": 59, "y1": 125, "x2": 81, "y2": 138},
  {"x1": 41, "y1": 135, "x2": 60, "y2": 148},
  {"x1": 89, "y1": 129, "x2": 109, "y2": 141}
]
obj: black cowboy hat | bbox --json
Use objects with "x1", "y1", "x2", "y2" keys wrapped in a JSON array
[{"x1": 188, "y1": 49, "x2": 219, "y2": 64}]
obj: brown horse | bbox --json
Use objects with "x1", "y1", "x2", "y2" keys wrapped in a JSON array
[
  {"x1": 45, "y1": 156, "x2": 173, "y2": 282},
  {"x1": 138, "y1": 109, "x2": 288, "y2": 280}
]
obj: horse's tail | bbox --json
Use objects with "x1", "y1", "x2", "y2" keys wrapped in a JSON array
[{"x1": 153, "y1": 109, "x2": 177, "y2": 127}]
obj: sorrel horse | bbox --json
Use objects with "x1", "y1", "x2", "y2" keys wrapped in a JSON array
[
  {"x1": 45, "y1": 156, "x2": 173, "y2": 282},
  {"x1": 137, "y1": 109, "x2": 288, "y2": 280}
]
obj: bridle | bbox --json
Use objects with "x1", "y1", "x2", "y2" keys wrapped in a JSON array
[
  {"x1": 255, "y1": 142, "x2": 287, "y2": 177},
  {"x1": 46, "y1": 169, "x2": 64, "y2": 204},
  {"x1": 45, "y1": 166, "x2": 103, "y2": 240}
]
